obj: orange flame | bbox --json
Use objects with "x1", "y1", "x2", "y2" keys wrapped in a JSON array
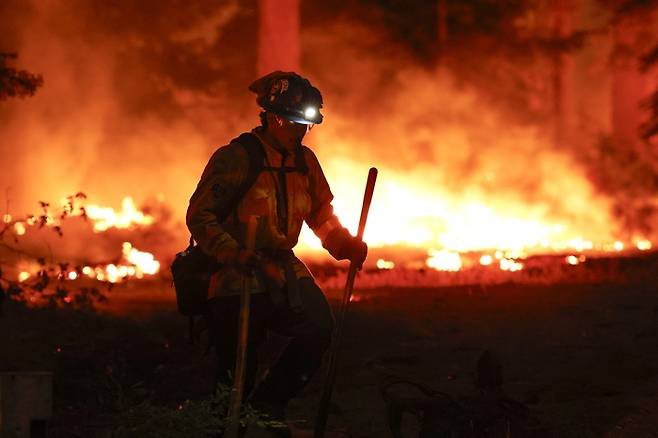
[
  {"x1": 82, "y1": 197, "x2": 154, "y2": 232},
  {"x1": 296, "y1": 159, "x2": 654, "y2": 273}
]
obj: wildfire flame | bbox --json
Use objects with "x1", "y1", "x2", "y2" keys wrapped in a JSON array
[
  {"x1": 376, "y1": 259, "x2": 395, "y2": 270},
  {"x1": 9, "y1": 196, "x2": 161, "y2": 284},
  {"x1": 15, "y1": 241, "x2": 160, "y2": 284},
  {"x1": 76, "y1": 242, "x2": 160, "y2": 284},
  {"x1": 296, "y1": 160, "x2": 654, "y2": 273},
  {"x1": 80, "y1": 197, "x2": 155, "y2": 232},
  {"x1": 6, "y1": 196, "x2": 155, "y2": 236}
]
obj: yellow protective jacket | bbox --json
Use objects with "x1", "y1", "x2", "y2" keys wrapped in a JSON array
[{"x1": 186, "y1": 127, "x2": 350, "y2": 298}]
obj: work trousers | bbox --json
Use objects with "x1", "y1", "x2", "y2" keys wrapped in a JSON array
[{"x1": 209, "y1": 277, "x2": 334, "y2": 405}]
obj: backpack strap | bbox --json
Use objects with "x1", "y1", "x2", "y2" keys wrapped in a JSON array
[
  {"x1": 216, "y1": 132, "x2": 266, "y2": 222},
  {"x1": 189, "y1": 133, "x2": 309, "y2": 244},
  {"x1": 220, "y1": 133, "x2": 309, "y2": 221},
  {"x1": 295, "y1": 145, "x2": 308, "y2": 175}
]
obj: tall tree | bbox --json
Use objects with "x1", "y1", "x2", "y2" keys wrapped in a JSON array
[
  {"x1": 640, "y1": 43, "x2": 658, "y2": 142},
  {"x1": 610, "y1": 9, "x2": 651, "y2": 148},
  {"x1": 551, "y1": 0, "x2": 575, "y2": 146},
  {"x1": 258, "y1": 0, "x2": 300, "y2": 75}
]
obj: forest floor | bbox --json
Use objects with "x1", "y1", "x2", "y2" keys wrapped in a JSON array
[{"x1": 2, "y1": 277, "x2": 658, "y2": 437}]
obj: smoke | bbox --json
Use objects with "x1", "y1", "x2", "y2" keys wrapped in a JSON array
[
  {"x1": 0, "y1": 0, "x2": 252, "y2": 232},
  {"x1": 0, "y1": 0, "x2": 653, "y2": 256},
  {"x1": 301, "y1": 17, "x2": 623, "y2": 244}
]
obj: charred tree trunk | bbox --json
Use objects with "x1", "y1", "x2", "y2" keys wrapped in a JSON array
[
  {"x1": 551, "y1": 0, "x2": 574, "y2": 147},
  {"x1": 611, "y1": 11, "x2": 651, "y2": 151},
  {"x1": 437, "y1": 0, "x2": 448, "y2": 61},
  {"x1": 257, "y1": 0, "x2": 300, "y2": 76}
]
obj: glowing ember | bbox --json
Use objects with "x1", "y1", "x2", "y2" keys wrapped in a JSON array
[
  {"x1": 84, "y1": 197, "x2": 154, "y2": 232},
  {"x1": 499, "y1": 258, "x2": 523, "y2": 272},
  {"x1": 426, "y1": 250, "x2": 462, "y2": 272},
  {"x1": 636, "y1": 240, "x2": 652, "y2": 251},
  {"x1": 3, "y1": 214, "x2": 11, "y2": 223},
  {"x1": 14, "y1": 222, "x2": 26, "y2": 235},
  {"x1": 106, "y1": 264, "x2": 120, "y2": 283},
  {"x1": 18, "y1": 271, "x2": 30, "y2": 282},
  {"x1": 614, "y1": 241, "x2": 624, "y2": 251},
  {"x1": 67, "y1": 271, "x2": 78, "y2": 280},
  {"x1": 566, "y1": 255, "x2": 579, "y2": 265},
  {"x1": 480, "y1": 255, "x2": 493, "y2": 266},
  {"x1": 376, "y1": 259, "x2": 395, "y2": 270}
]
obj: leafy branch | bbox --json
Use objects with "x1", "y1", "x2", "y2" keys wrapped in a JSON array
[
  {"x1": 113, "y1": 383, "x2": 285, "y2": 438},
  {"x1": 0, "y1": 192, "x2": 126, "y2": 311},
  {"x1": 0, "y1": 52, "x2": 43, "y2": 100}
]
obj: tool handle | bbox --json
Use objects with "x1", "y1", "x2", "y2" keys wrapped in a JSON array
[
  {"x1": 315, "y1": 168, "x2": 378, "y2": 438},
  {"x1": 226, "y1": 216, "x2": 258, "y2": 438},
  {"x1": 356, "y1": 167, "x2": 378, "y2": 240}
]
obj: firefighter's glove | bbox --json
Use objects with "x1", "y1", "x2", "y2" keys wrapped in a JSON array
[
  {"x1": 229, "y1": 248, "x2": 261, "y2": 273},
  {"x1": 342, "y1": 237, "x2": 368, "y2": 269},
  {"x1": 324, "y1": 228, "x2": 368, "y2": 268}
]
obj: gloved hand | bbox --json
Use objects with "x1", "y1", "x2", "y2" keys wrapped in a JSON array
[
  {"x1": 227, "y1": 248, "x2": 262, "y2": 272},
  {"x1": 341, "y1": 237, "x2": 368, "y2": 269},
  {"x1": 238, "y1": 249, "x2": 262, "y2": 269},
  {"x1": 227, "y1": 249, "x2": 285, "y2": 282},
  {"x1": 323, "y1": 227, "x2": 369, "y2": 269}
]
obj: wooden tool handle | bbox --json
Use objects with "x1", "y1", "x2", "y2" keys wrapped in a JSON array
[
  {"x1": 315, "y1": 168, "x2": 378, "y2": 438},
  {"x1": 357, "y1": 167, "x2": 378, "y2": 240},
  {"x1": 226, "y1": 215, "x2": 258, "y2": 438}
]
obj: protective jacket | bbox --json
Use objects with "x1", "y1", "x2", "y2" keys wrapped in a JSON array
[{"x1": 186, "y1": 127, "x2": 351, "y2": 298}]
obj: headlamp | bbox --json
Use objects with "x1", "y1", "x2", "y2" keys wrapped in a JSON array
[{"x1": 304, "y1": 107, "x2": 317, "y2": 120}]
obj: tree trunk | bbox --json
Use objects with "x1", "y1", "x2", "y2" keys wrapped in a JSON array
[
  {"x1": 257, "y1": 0, "x2": 300, "y2": 76},
  {"x1": 437, "y1": 0, "x2": 448, "y2": 61},
  {"x1": 551, "y1": 0, "x2": 574, "y2": 147},
  {"x1": 611, "y1": 12, "x2": 651, "y2": 149}
]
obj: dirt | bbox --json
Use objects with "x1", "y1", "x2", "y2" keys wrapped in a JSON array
[{"x1": 2, "y1": 280, "x2": 658, "y2": 437}]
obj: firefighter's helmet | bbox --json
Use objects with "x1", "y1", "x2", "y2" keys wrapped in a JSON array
[{"x1": 249, "y1": 71, "x2": 323, "y2": 125}]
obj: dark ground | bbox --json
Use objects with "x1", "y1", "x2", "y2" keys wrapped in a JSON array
[{"x1": 2, "y1": 278, "x2": 658, "y2": 437}]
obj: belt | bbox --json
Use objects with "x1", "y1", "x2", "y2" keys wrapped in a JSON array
[{"x1": 260, "y1": 248, "x2": 303, "y2": 312}]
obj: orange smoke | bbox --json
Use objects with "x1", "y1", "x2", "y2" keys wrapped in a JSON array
[{"x1": 1, "y1": 3, "x2": 656, "y2": 280}]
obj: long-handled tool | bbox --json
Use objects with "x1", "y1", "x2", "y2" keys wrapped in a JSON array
[
  {"x1": 315, "y1": 167, "x2": 378, "y2": 438},
  {"x1": 226, "y1": 215, "x2": 258, "y2": 438}
]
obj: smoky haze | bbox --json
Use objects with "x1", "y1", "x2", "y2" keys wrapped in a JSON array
[
  {"x1": 0, "y1": 0, "x2": 653, "y2": 251},
  {"x1": 0, "y1": 0, "x2": 254, "y2": 220}
]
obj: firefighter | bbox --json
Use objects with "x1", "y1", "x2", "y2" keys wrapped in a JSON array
[{"x1": 186, "y1": 71, "x2": 368, "y2": 435}]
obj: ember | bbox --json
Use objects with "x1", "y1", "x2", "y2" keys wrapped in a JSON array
[{"x1": 376, "y1": 259, "x2": 395, "y2": 270}]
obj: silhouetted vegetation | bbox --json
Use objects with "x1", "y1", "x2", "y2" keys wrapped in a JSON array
[{"x1": 0, "y1": 52, "x2": 43, "y2": 100}]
